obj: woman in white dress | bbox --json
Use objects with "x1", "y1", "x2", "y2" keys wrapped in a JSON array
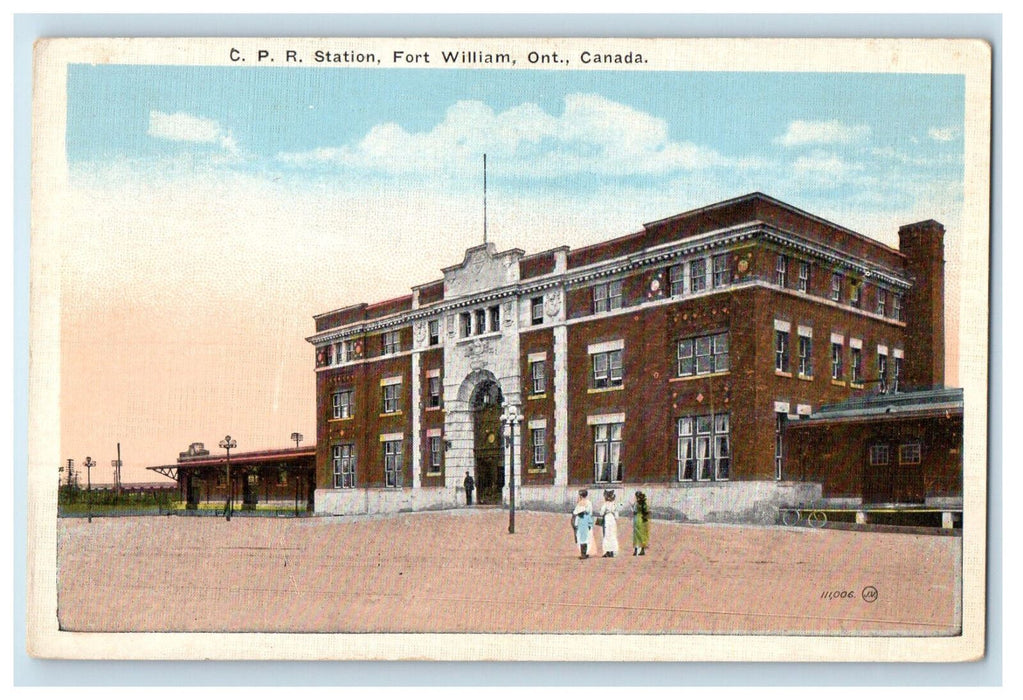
[{"x1": 600, "y1": 490, "x2": 619, "y2": 557}]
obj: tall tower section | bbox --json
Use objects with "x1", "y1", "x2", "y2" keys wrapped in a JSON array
[{"x1": 898, "y1": 219, "x2": 946, "y2": 390}]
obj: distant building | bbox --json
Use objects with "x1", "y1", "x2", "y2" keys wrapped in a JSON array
[{"x1": 306, "y1": 192, "x2": 953, "y2": 521}]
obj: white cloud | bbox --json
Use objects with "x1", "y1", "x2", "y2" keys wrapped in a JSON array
[
  {"x1": 776, "y1": 120, "x2": 870, "y2": 147},
  {"x1": 791, "y1": 152, "x2": 863, "y2": 180},
  {"x1": 148, "y1": 110, "x2": 237, "y2": 151},
  {"x1": 276, "y1": 94, "x2": 727, "y2": 178},
  {"x1": 928, "y1": 127, "x2": 958, "y2": 142}
]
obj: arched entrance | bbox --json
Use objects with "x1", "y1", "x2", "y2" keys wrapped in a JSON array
[{"x1": 471, "y1": 379, "x2": 505, "y2": 504}]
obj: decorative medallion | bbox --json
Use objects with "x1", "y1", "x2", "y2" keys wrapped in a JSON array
[
  {"x1": 544, "y1": 291, "x2": 561, "y2": 318},
  {"x1": 696, "y1": 393, "x2": 704, "y2": 403},
  {"x1": 650, "y1": 278, "x2": 661, "y2": 292},
  {"x1": 737, "y1": 259, "x2": 750, "y2": 273},
  {"x1": 487, "y1": 432, "x2": 496, "y2": 444}
]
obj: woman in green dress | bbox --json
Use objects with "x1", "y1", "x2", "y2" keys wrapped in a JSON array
[{"x1": 632, "y1": 491, "x2": 650, "y2": 556}]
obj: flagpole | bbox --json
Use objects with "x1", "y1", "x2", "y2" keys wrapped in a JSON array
[{"x1": 483, "y1": 153, "x2": 488, "y2": 245}]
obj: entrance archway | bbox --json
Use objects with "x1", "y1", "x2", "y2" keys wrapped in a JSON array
[{"x1": 471, "y1": 379, "x2": 505, "y2": 504}]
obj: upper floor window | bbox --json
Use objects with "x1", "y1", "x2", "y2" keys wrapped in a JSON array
[
  {"x1": 849, "y1": 280, "x2": 861, "y2": 308},
  {"x1": 382, "y1": 330, "x2": 400, "y2": 355},
  {"x1": 530, "y1": 359, "x2": 546, "y2": 395},
  {"x1": 677, "y1": 332, "x2": 729, "y2": 376},
  {"x1": 775, "y1": 255, "x2": 788, "y2": 287},
  {"x1": 474, "y1": 308, "x2": 487, "y2": 336},
  {"x1": 427, "y1": 375, "x2": 442, "y2": 409},
  {"x1": 798, "y1": 335, "x2": 813, "y2": 378},
  {"x1": 690, "y1": 259, "x2": 707, "y2": 293},
  {"x1": 669, "y1": 264, "x2": 685, "y2": 296},
  {"x1": 774, "y1": 330, "x2": 790, "y2": 373},
  {"x1": 797, "y1": 261, "x2": 810, "y2": 292},
  {"x1": 593, "y1": 279, "x2": 623, "y2": 314},
  {"x1": 332, "y1": 389, "x2": 353, "y2": 419},
  {"x1": 592, "y1": 349, "x2": 623, "y2": 389},
  {"x1": 831, "y1": 341, "x2": 844, "y2": 380},
  {"x1": 382, "y1": 383, "x2": 401, "y2": 414},
  {"x1": 851, "y1": 346, "x2": 863, "y2": 385},
  {"x1": 830, "y1": 273, "x2": 842, "y2": 301},
  {"x1": 876, "y1": 288, "x2": 887, "y2": 316},
  {"x1": 893, "y1": 293, "x2": 903, "y2": 321},
  {"x1": 460, "y1": 312, "x2": 472, "y2": 338},
  {"x1": 877, "y1": 352, "x2": 889, "y2": 392},
  {"x1": 428, "y1": 320, "x2": 440, "y2": 346},
  {"x1": 488, "y1": 305, "x2": 500, "y2": 332},
  {"x1": 712, "y1": 253, "x2": 731, "y2": 288},
  {"x1": 531, "y1": 296, "x2": 544, "y2": 325},
  {"x1": 893, "y1": 355, "x2": 903, "y2": 392},
  {"x1": 869, "y1": 444, "x2": 890, "y2": 467}
]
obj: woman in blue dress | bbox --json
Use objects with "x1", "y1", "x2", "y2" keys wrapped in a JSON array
[{"x1": 572, "y1": 489, "x2": 595, "y2": 559}]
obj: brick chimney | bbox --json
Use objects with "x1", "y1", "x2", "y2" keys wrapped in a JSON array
[{"x1": 898, "y1": 220, "x2": 945, "y2": 390}]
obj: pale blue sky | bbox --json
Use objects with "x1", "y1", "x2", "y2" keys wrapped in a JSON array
[{"x1": 67, "y1": 65, "x2": 964, "y2": 221}]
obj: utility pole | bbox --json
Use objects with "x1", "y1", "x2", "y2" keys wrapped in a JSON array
[
  {"x1": 219, "y1": 435, "x2": 237, "y2": 521},
  {"x1": 112, "y1": 442, "x2": 123, "y2": 497},
  {"x1": 83, "y1": 456, "x2": 95, "y2": 523}
]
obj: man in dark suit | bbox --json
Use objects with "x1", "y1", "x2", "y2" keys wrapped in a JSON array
[{"x1": 463, "y1": 471, "x2": 475, "y2": 506}]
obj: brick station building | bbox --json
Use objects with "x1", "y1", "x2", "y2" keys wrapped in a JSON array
[{"x1": 306, "y1": 192, "x2": 951, "y2": 521}]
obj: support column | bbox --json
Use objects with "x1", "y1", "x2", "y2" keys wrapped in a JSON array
[
  {"x1": 411, "y1": 350, "x2": 422, "y2": 489},
  {"x1": 553, "y1": 323, "x2": 569, "y2": 486}
]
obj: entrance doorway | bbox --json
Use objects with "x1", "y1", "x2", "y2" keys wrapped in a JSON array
[{"x1": 471, "y1": 379, "x2": 505, "y2": 505}]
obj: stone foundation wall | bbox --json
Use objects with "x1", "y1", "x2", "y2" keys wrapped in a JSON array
[{"x1": 317, "y1": 481, "x2": 822, "y2": 524}]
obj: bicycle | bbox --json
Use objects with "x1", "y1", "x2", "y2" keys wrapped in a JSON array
[{"x1": 776, "y1": 505, "x2": 828, "y2": 528}]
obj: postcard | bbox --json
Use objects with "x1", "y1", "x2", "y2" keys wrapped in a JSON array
[{"x1": 27, "y1": 36, "x2": 991, "y2": 661}]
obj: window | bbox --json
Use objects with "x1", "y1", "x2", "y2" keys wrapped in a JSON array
[
  {"x1": 382, "y1": 330, "x2": 400, "y2": 355},
  {"x1": 332, "y1": 389, "x2": 352, "y2": 419},
  {"x1": 679, "y1": 413, "x2": 730, "y2": 481},
  {"x1": 428, "y1": 436, "x2": 442, "y2": 474},
  {"x1": 869, "y1": 444, "x2": 890, "y2": 467},
  {"x1": 594, "y1": 422, "x2": 623, "y2": 483},
  {"x1": 382, "y1": 384, "x2": 401, "y2": 414},
  {"x1": 460, "y1": 312, "x2": 472, "y2": 338},
  {"x1": 322, "y1": 344, "x2": 333, "y2": 366},
  {"x1": 383, "y1": 440, "x2": 403, "y2": 487},
  {"x1": 774, "y1": 412, "x2": 786, "y2": 480},
  {"x1": 876, "y1": 288, "x2": 887, "y2": 316},
  {"x1": 851, "y1": 347, "x2": 863, "y2": 385},
  {"x1": 831, "y1": 342, "x2": 844, "y2": 380},
  {"x1": 427, "y1": 376, "x2": 441, "y2": 408},
  {"x1": 797, "y1": 261, "x2": 810, "y2": 292},
  {"x1": 592, "y1": 350, "x2": 623, "y2": 389},
  {"x1": 775, "y1": 254, "x2": 788, "y2": 287},
  {"x1": 893, "y1": 356, "x2": 903, "y2": 392},
  {"x1": 531, "y1": 296, "x2": 544, "y2": 325},
  {"x1": 428, "y1": 320, "x2": 440, "y2": 346},
  {"x1": 712, "y1": 253, "x2": 730, "y2": 288},
  {"x1": 893, "y1": 293, "x2": 903, "y2": 321},
  {"x1": 775, "y1": 330, "x2": 790, "y2": 373},
  {"x1": 899, "y1": 443, "x2": 921, "y2": 465},
  {"x1": 474, "y1": 308, "x2": 487, "y2": 336},
  {"x1": 669, "y1": 264, "x2": 685, "y2": 296},
  {"x1": 530, "y1": 359, "x2": 546, "y2": 395},
  {"x1": 334, "y1": 341, "x2": 344, "y2": 365},
  {"x1": 488, "y1": 305, "x2": 500, "y2": 332},
  {"x1": 677, "y1": 332, "x2": 729, "y2": 376},
  {"x1": 531, "y1": 427, "x2": 546, "y2": 469},
  {"x1": 332, "y1": 444, "x2": 355, "y2": 489},
  {"x1": 878, "y1": 352, "x2": 889, "y2": 392},
  {"x1": 850, "y1": 281, "x2": 861, "y2": 308},
  {"x1": 593, "y1": 279, "x2": 623, "y2": 313},
  {"x1": 798, "y1": 335, "x2": 813, "y2": 377},
  {"x1": 690, "y1": 259, "x2": 707, "y2": 293},
  {"x1": 830, "y1": 273, "x2": 842, "y2": 301}
]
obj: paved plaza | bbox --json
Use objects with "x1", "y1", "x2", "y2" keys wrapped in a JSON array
[{"x1": 56, "y1": 509, "x2": 961, "y2": 635}]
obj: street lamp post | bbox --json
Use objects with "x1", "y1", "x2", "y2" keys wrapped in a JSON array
[
  {"x1": 501, "y1": 404, "x2": 522, "y2": 534},
  {"x1": 219, "y1": 435, "x2": 237, "y2": 521},
  {"x1": 83, "y1": 456, "x2": 95, "y2": 523}
]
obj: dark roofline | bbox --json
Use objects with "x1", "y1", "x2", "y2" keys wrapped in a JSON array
[{"x1": 643, "y1": 192, "x2": 906, "y2": 260}]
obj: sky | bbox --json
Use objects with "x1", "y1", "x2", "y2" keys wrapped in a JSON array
[{"x1": 59, "y1": 64, "x2": 966, "y2": 484}]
